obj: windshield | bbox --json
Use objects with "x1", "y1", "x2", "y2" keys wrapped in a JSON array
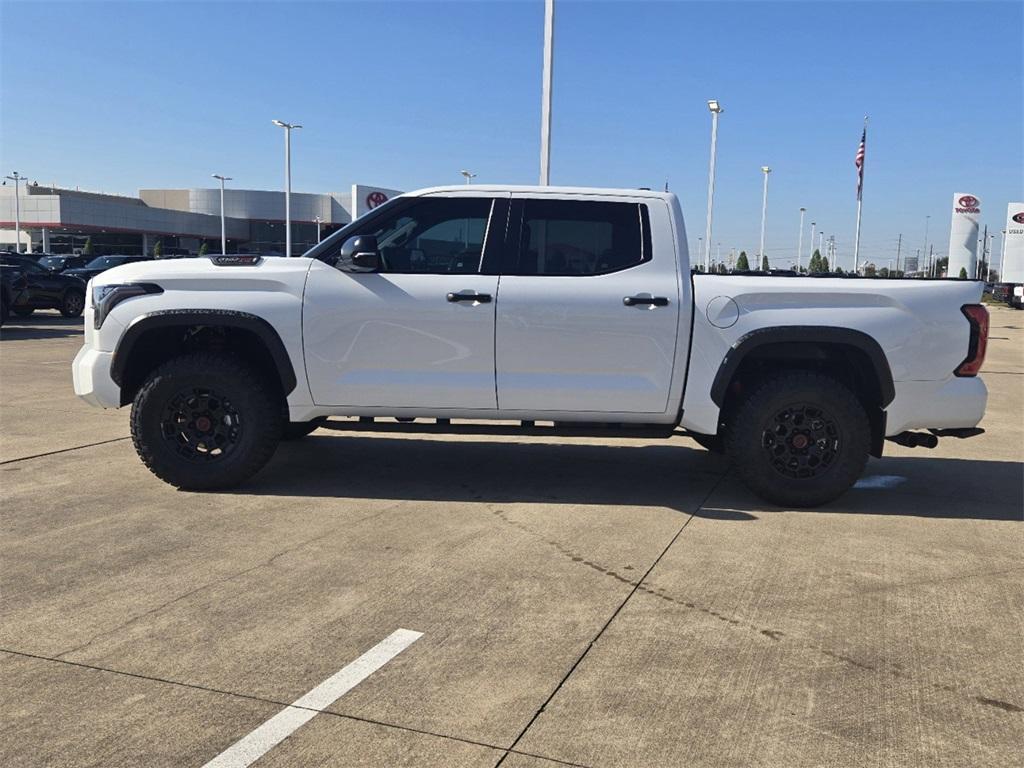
[
  {"x1": 84, "y1": 256, "x2": 125, "y2": 269},
  {"x1": 40, "y1": 256, "x2": 65, "y2": 269}
]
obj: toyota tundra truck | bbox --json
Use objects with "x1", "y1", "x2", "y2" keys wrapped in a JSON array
[{"x1": 73, "y1": 186, "x2": 989, "y2": 506}]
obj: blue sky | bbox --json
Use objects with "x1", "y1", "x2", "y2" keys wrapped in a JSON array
[{"x1": 2, "y1": 0, "x2": 1021, "y2": 267}]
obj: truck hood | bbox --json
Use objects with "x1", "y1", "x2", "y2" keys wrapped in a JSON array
[{"x1": 91, "y1": 256, "x2": 316, "y2": 294}]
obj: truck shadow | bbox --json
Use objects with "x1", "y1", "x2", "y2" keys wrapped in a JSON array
[
  {"x1": 0, "y1": 314, "x2": 83, "y2": 341},
  {"x1": 246, "y1": 434, "x2": 1023, "y2": 522}
]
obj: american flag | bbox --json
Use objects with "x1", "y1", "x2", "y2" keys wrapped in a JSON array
[{"x1": 855, "y1": 126, "x2": 866, "y2": 200}]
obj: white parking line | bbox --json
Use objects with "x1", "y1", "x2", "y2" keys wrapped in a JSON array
[{"x1": 202, "y1": 628, "x2": 423, "y2": 768}]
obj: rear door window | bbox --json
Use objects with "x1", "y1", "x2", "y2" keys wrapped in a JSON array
[{"x1": 508, "y1": 199, "x2": 649, "y2": 276}]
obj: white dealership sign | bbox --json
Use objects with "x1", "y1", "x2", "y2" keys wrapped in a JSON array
[
  {"x1": 350, "y1": 184, "x2": 402, "y2": 219},
  {"x1": 947, "y1": 192, "x2": 981, "y2": 278},
  {"x1": 1002, "y1": 203, "x2": 1024, "y2": 284}
]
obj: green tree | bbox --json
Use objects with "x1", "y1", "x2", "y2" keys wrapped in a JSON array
[
  {"x1": 821, "y1": 256, "x2": 829, "y2": 273},
  {"x1": 958, "y1": 266, "x2": 968, "y2": 279},
  {"x1": 834, "y1": 266, "x2": 844, "y2": 276},
  {"x1": 83, "y1": 237, "x2": 94, "y2": 257},
  {"x1": 735, "y1": 251, "x2": 750, "y2": 271},
  {"x1": 808, "y1": 249, "x2": 822, "y2": 273},
  {"x1": 864, "y1": 263, "x2": 877, "y2": 277},
  {"x1": 761, "y1": 254, "x2": 769, "y2": 270},
  {"x1": 153, "y1": 240, "x2": 163, "y2": 258},
  {"x1": 198, "y1": 242, "x2": 209, "y2": 257}
]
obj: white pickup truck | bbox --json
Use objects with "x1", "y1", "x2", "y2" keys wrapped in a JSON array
[{"x1": 73, "y1": 186, "x2": 989, "y2": 506}]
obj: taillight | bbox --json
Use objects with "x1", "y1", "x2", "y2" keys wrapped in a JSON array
[{"x1": 955, "y1": 304, "x2": 989, "y2": 376}]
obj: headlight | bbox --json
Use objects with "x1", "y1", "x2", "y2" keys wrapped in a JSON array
[{"x1": 93, "y1": 283, "x2": 163, "y2": 329}]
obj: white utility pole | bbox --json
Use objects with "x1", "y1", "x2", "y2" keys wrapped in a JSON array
[
  {"x1": 758, "y1": 166, "x2": 771, "y2": 266},
  {"x1": 460, "y1": 170, "x2": 476, "y2": 185},
  {"x1": 797, "y1": 207, "x2": 806, "y2": 271},
  {"x1": 808, "y1": 221, "x2": 816, "y2": 267},
  {"x1": 4, "y1": 171, "x2": 23, "y2": 253},
  {"x1": 211, "y1": 174, "x2": 232, "y2": 255},
  {"x1": 314, "y1": 216, "x2": 323, "y2": 244},
  {"x1": 539, "y1": 0, "x2": 555, "y2": 185},
  {"x1": 923, "y1": 215, "x2": 930, "y2": 272},
  {"x1": 703, "y1": 99, "x2": 724, "y2": 272},
  {"x1": 272, "y1": 119, "x2": 302, "y2": 256}
]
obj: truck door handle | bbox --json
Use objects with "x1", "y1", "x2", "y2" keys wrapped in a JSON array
[
  {"x1": 447, "y1": 291, "x2": 492, "y2": 303},
  {"x1": 623, "y1": 295, "x2": 669, "y2": 307}
]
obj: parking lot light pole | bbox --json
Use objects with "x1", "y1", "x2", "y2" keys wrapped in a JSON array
[
  {"x1": 272, "y1": 120, "x2": 302, "y2": 256},
  {"x1": 759, "y1": 166, "x2": 771, "y2": 266},
  {"x1": 211, "y1": 174, "x2": 232, "y2": 255},
  {"x1": 460, "y1": 170, "x2": 476, "y2": 185},
  {"x1": 314, "y1": 216, "x2": 323, "y2": 244},
  {"x1": 539, "y1": 0, "x2": 554, "y2": 185},
  {"x1": 797, "y1": 207, "x2": 806, "y2": 271},
  {"x1": 703, "y1": 100, "x2": 723, "y2": 273},
  {"x1": 5, "y1": 171, "x2": 23, "y2": 253}
]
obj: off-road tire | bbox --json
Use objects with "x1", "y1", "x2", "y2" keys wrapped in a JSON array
[
  {"x1": 12, "y1": 307, "x2": 34, "y2": 317},
  {"x1": 725, "y1": 371, "x2": 870, "y2": 507},
  {"x1": 281, "y1": 418, "x2": 327, "y2": 441},
  {"x1": 130, "y1": 353, "x2": 283, "y2": 490},
  {"x1": 60, "y1": 289, "x2": 85, "y2": 318}
]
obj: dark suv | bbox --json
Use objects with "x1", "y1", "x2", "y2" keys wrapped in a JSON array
[
  {"x1": 0, "y1": 255, "x2": 87, "y2": 318},
  {"x1": 38, "y1": 254, "x2": 92, "y2": 273}
]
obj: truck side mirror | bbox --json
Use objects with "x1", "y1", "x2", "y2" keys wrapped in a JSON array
[{"x1": 339, "y1": 235, "x2": 382, "y2": 273}]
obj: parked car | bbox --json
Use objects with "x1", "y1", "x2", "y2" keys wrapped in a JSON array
[
  {"x1": 38, "y1": 254, "x2": 93, "y2": 273},
  {"x1": 0, "y1": 256, "x2": 87, "y2": 317},
  {"x1": 0, "y1": 266, "x2": 30, "y2": 327},
  {"x1": 64, "y1": 255, "x2": 153, "y2": 282},
  {"x1": 73, "y1": 186, "x2": 989, "y2": 506}
]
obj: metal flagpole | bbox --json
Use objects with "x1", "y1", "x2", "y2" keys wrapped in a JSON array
[
  {"x1": 539, "y1": 0, "x2": 554, "y2": 185},
  {"x1": 853, "y1": 117, "x2": 867, "y2": 273}
]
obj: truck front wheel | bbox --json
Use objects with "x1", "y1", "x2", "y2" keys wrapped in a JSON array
[
  {"x1": 725, "y1": 372, "x2": 870, "y2": 507},
  {"x1": 130, "y1": 353, "x2": 283, "y2": 490}
]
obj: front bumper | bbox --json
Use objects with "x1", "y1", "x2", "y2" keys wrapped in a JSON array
[
  {"x1": 885, "y1": 376, "x2": 987, "y2": 435},
  {"x1": 73, "y1": 346, "x2": 120, "y2": 409}
]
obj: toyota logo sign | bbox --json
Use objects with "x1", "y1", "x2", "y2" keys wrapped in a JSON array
[
  {"x1": 1013, "y1": 212, "x2": 1024, "y2": 224},
  {"x1": 366, "y1": 191, "x2": 388, "y2": 209},
  {"x1": 958, "y1": 195, "x2": 979, "y2": 208}
]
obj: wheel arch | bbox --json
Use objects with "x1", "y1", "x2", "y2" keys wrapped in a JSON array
[
  {"x1": 711, "y1": 326, "x2": 895, "y2": 457},
  {"x1": 110, "y1": 309, "x2": 297, "y2": 407}
]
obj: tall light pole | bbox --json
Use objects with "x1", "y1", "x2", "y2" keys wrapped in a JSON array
[
  {"x1": 460, "y1": 169, "x2": 476, "y2": 185},
  {"x1": 211, "y1": 174, "x2": 232, "y2": 255},
  {"x1": 922, "y1": 214, "x2": 930, "y2": 274},
  {"x1": 5, "y1": 171, "x2": 23, "y2": 253},
  {"x1": 314, "y1": 216, "x2": 323, "y2": 244},
  {"x1": 703, "y1": 99, "x2": 724, "y2": 272},
  {"x1": 758, "y1": 166, "x2": 771, "y2": 267},
  {"x1": 272, "y1": 119, "x2": 302, "y2": 256},
  {"x1": 539, "y1": 0, "x2": 555, "y2": 185},
  {"x1": 697, "y1": 238, "x2": 703, "y2": 269},
  {"x1": 809, "y1": 221, "x2": 816, "y2": 266},
  {"x1": 797, "y1": 207, "x2": 806, "y2": 271}
]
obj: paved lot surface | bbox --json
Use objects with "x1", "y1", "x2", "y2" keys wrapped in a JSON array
[{"x1": 1, "y1": 307, "x2": 1022, "y2": 767}]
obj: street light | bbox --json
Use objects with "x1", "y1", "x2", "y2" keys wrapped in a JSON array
[
  {"x1": 697, "y1": 237, "x2": 703, "y2": 269},
  {"x1": 314, "y1": 216, "x2": 323, "y2": 244},
  {"x1": 703, "y1": 99, "x2": 724, "y2": 272},
  {"x1": 4, "y1": 171, "x2": 23, "y2": 253},
  {"x1": 211, "y1": 174, "x2": 232, "y2": 255},
  {"x1": 809, "y1": 221, "x2": 816, "y2": 267},
  {"x1": 758, "y1": 166, "x2": 771, "y2": 266},
  {"x1": 460, "y1": 170, "x2": 477, "y2": 185},
  {"x1": 539, "y1": 0, "x2": 555, "y2": 185},
  {"x1": 272, "y1": 119, "x2": 302, "y2": 256},
  {"x1": 797, "y1": 207, "x2": 806, "y2": 272}
]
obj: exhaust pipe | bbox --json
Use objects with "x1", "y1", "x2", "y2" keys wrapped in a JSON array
[{"x1": 887, "y1": 431, "x2": 939, "y2": 449}]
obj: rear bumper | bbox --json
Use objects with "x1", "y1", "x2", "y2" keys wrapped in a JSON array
[
  {"x1": 885, "y1": 376, "x2": 987, "y2": 436},
  {"x1": 73, "y1": 346, "x2": 120, "y2": 409}
]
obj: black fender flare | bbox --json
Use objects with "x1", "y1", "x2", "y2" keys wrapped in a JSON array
[
  {"x1": 109, "y1": 309, "x2": 297, "y2": 394},
  {"x1": 709, "y1": 326, "x2": 895, "y2": 408}
]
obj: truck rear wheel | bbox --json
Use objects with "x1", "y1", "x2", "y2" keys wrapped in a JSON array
[
  {"x1": 130, "y1": 353, "x2": 283, "y2": 490},
  {"x1": 725, "y1": 371, "x2": 870, "y2": 507}
]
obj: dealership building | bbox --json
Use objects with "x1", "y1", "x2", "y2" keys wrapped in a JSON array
[{"x1": 0, "y1": 181, "x2": 401, "y2": 256}]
